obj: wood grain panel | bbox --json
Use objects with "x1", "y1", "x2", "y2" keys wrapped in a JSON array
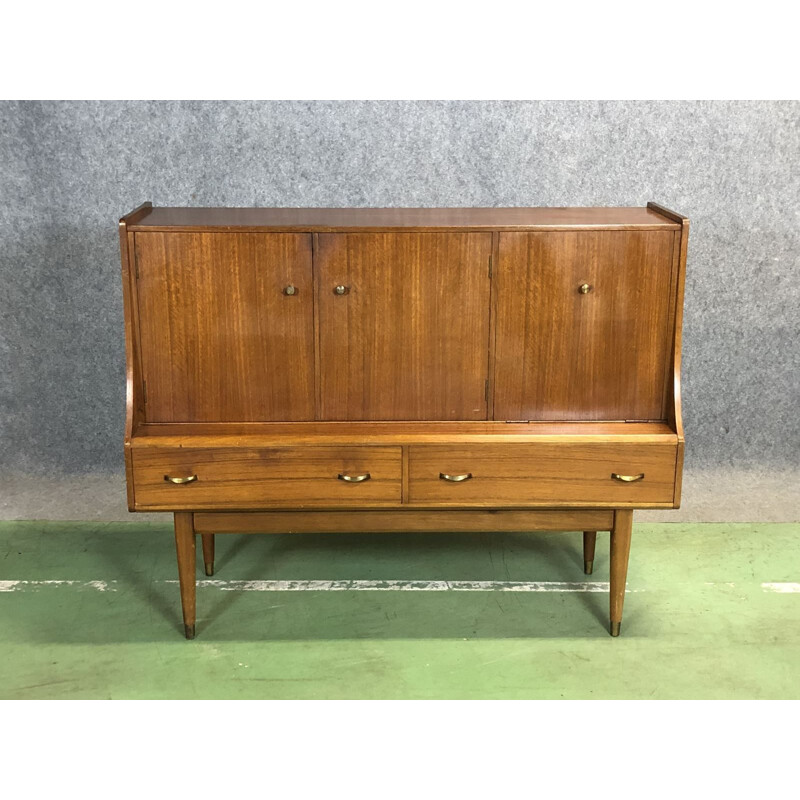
[
  {"x1": 173, "y1": 512, "x2": 196, "y2": 639},
  {"x1": 128, "y1": 206, "x2": 681, "y2": 232},
  {"x1": 317, "y1": 233, "x2": 492, "y2": 420},
  {"x1": 408, "y1": 443, "x2": 677, "y2": 507},
  {"x1": 135, "y1": 232, "x2": 314, "y2": 422},
  {"x1": 610, "y1": 509, "x2": 634, "y2": 632},
  {"x1": 119, "y1": 213, "x2": 146, "y2": 511},
  {"x1": 194, "y1": 509, "x2": 615, "y2": 534},
  {"x1": 133, "y1": 446, "x2": 402, "y2": 510},
  {"x1": 132, "y1": 420, "x2": 678, "y2": 446},
  {"x1": 670, "y1": 216, "x2": 690, "y2": 506},
  {"x1": 494, "y1": 231, "x2": 675, "y2": 421}
]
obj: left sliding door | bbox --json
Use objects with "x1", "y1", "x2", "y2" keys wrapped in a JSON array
[{"x1": 135, "y1": 232, "x2": 315, "y2": 422}]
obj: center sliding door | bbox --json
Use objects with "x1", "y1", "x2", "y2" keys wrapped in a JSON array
[{"x1": 317, "y1": 233, "x2": 492, "y2": 420}]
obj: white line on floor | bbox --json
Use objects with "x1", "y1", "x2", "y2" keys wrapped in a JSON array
[
  {"x1": 190, "y1": 579, "x2": 620, "y2": 592},
  {"x1": 2, "y1": 579, "x2": 796, "y2": 594},
  {"x1": 761, "y1": 582, "x2": 800, "y2": 593},
  {"x1": 0, "y1": 580, "x2": 115, "y2": 592},
  {"x1": 0, "y1": 578, "x2": 621, "y2": 593}
]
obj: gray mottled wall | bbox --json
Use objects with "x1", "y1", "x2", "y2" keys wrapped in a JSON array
[{"x1": 1, "y1": 101, "x2": 799, "y2": 498}]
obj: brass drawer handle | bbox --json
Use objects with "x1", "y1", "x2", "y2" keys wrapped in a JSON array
[
  {"x1": 611, "y1": 473, "x2": 645, "y2": 483},
  {"x1": 440, "y1": 472, "x2": 473, "y2": 482},
  {"x1": 338, "y1": 473, "x2": 370, "y2": 483},
  {"x1": 164, "y1": 474, "x2": 198, "y2": 485}
]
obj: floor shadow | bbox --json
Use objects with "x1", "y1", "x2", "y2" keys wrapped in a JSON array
[{"x1": 3, "y1": 523, "x2": 615, "y2": 643}]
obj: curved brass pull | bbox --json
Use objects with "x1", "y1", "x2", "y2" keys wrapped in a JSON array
[
  {"x1": 611, "y1": 473, "x2": 645, "y2": 483},
  {"x1": 164, "y1": 474, "x2": 198, "y2": 485},
  {"x1": 338, "y1": 473, "x2": 370, "y2": 483},
  {"x1": 439, "y1": 472, "x2": 473, "y2": 482}
]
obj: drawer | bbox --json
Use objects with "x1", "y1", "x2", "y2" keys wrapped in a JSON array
[
  {"x1": 408, "y1": 443, "x2": 677, "y2": 507},
  {"x1": 132, "y1": 446, "x2": 402, "y2": 510}
]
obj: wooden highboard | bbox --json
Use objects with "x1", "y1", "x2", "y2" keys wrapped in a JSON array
[{"x1": 120, "y1": 203, "x2": 688, "y2": 638}]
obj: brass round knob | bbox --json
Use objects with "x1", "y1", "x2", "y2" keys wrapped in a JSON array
[
  {"x1": 579, "y1": 283, "x2": 592, "y2": 294},
  {"x1": 283, "y1": 285, "x2": 297, "y2": 296},
  {"x1": 334, "y1": 285, "x2": 349, "y2": 295}
]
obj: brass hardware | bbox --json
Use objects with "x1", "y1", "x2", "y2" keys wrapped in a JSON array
[
  {"x1": 334, "y1": 285, "x2": 349, "y2": 295},
  {"x1": 611, "y1": 473, "x2": 645, "y2": 482},
  {"x1": 610, "y1": 621, "x2": 621, "y2": 637},
  {"x1": 337, "y1": 473, "x2": 370, "y2": 483},
  {"x1": 164, "y1": 474, "x2": 198, "y2": 484},
  {"x1": 579, "y1": 283, "x2": 592, "y2": 294},
  {"x1": 584, "y1": 560, "x2": 594, "y2": 575},
  {"x1": 283, "y1": 285, "x2": 297, "y2": 296},
  {"x1": 439, "y1": 472, "x2": 473, "y2": 482}
]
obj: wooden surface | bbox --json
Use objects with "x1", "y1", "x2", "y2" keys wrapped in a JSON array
[
  {"x1": 317, "y1": 233, "x2": 491, "y2": 420},
  {"x1": 194, "y1": 509, "x2": 615, "y2": 534},
  {"x1": 670, "y1": 216, "x2": 690, "y2": 507},
  {"x1": 173, "y1": 512, "x2": 196, "y2": 639},
  {"x1": 133, "y1": 441, "x2": 675, "y2": 511},
  {"x1": 120, "y1": 201, "x2": 153, "y2": 227},
  {"x1": 583, "y1": 531, "x2": 597, "y2": 574},
  {"x1": 201, "y1": 533, "x2": 214, "y2": 576},
  {"x1": 119, "y1": 204, "x2": 688, "y2": 637},
  {"x1": 133, "y1": 420, "x2": 678, "y2": 445},
  {"x1": 493, "y1": 231, "x2": 675, "y2": 421},
  {"x1": 646, "y1": 201, "x2": 688, "y2": 224},
  {"x1": 135, "y1": 232, "x2": 315, "y2": 422},
  {"x1": 128, "y1": 206, "x2": 682, "y2": 232},
  {"x1": 133, "y1": 446, "x2": 403, "y2": 510},
  {"x1": 610, "y1": 509, "x2": 634, "y2": 631},
  {"x1": 407, "y1": 442, "x2": 677, "y2": 506},
  {"x1": 119, "y1": 218, "x2": 143, "y2": 511}
]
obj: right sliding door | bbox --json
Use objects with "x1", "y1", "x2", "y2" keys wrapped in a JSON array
[{"x1": 493, "y1": 231, "x2": 675, "y2": 421}]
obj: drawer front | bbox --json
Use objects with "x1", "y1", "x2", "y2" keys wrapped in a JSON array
[
  {"x1": 133, "y1": 447, "x2": 402, "y2": 510},
  {"x1": 408, "y1": 443, "x2": 677, "y2": 506}
]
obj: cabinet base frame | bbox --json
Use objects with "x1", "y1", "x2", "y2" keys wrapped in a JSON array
[
  {"x1": 193, "y1": 508, "x2": 614, "y2": 534},
  {"x1": 174, "y1": 508, "x2": 634, "y2": 640}
]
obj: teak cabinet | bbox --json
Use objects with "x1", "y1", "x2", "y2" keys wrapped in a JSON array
[{"x1": 120, "y1": 204, "x2": 688, "y2": 639}]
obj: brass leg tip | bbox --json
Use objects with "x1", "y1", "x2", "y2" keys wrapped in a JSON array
[
  {"x1": 204, "y1": 564, "x2": 214, "y2": 576},
  {"x1": 184, "y1": 624, "x2": 196, "y2": 640},
  {"x1": 584, "y1": 559, "x2": 594, "y2": 575},
  {"x1": 610, "y1": 621, "x2": 621, "y2": 637}
]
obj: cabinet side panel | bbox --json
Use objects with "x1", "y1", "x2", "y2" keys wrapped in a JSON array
[
  {"x1": 135, "y1": 232, "x2": 315, "y2": 422},
  {"x1": 494, "y1": 231, "x2": 674, "y2": 421},
  {"x1": 670, "y1": 219, "x2": 689, "y2": 506},
  {"x1": 119, "y1": 222, "x2": 140, "y2": 509},
  {"x1": 317, "y1": 233, "x2": 492, "y2": 420}
]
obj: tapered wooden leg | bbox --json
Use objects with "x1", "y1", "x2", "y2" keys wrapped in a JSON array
[
  {"x1": 583, "y1": 531, "x2": 597, "y2": 574},
  {"x1": 201, "y1": 533, "x2": 215, "y2": 576},
  {"x1": 609, "y1": 510, "x2": 633, "y2": 636},
  {"x1": 174, "y1": 512, "x2": 197, "y2": 640}
]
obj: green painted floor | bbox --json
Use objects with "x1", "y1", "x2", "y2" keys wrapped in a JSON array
[{"x1": 1, "y1": 520, "x2": 798, "y2": 699}]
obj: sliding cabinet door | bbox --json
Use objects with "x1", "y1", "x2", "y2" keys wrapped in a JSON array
[
  {"x1": 135, "y1": 232, "x2": 314, "y2": 422},
  {"x1": 317, "y1": 233, "x2": 492, "y2": 420},
  {"x1": 494, "y1": 231, "x2": 675, "y2": 421}
]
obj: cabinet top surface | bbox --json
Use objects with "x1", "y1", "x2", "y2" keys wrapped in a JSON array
[{"x1": 124, "y1": 206, "x2": 682, "y2": 231}]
